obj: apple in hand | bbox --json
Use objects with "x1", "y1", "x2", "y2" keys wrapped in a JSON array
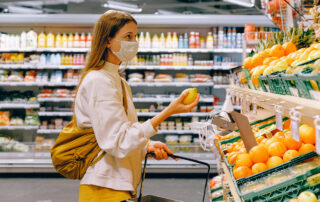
[
  {"x1": 182, "y1": 88, "x2": 197, "y2": 105},
  {"x1": 298, "y1": 191, "x2": 318, "y2": 202}
]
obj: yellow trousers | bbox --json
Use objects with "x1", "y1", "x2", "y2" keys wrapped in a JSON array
[{"x1": 79, "y1": 185, "x2": 131, "y2": 202}]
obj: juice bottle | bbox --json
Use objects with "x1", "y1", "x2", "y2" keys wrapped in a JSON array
[
  {"x1": 232, "y1": 28, "x2": 237, "y2": 48},
  {"x1": 17, "y1": 53, "x2": 24, "y2": 64},
  {"x1": 74, "y1": 32, "x2": 80, "y2": 48},
  {"x1": 138, "y1": 32, "x2": 144, "y2": 49},
  {"x1": 172, "y1": 32, "x2": 178, "y2": 49},
  {"x1": 46, "y1": 32, "x2": 55, "y2": 48},
  {"x1": 218, "y1": 27, "x2": 224, "y2": 49},
  {"x1": 145, "y1": 32, "x2": 151, "y2": 49},
  {"x1": 80, "y1": 32, "x2": 86, "y2": 48},
  {"x1": 151, "y1": 33, "x2": 159, "y2": 49},
  {"x1": 165, "y1": 32, "x2": 172, "y2": 49},
  {"x1": 20, "y1": 30, "x2": 27, "y2": 49},
  {"x1": 27, "y1": 29, "x2": 37, "y2": 49},
  {"x1": 68, "y1": 54, "x2": 73, "y2": 65},
  {"x1": 68, "y1": 33, "x2": 73, "y2": 48},
  {"x1": 159, "y1": 33, "x2": 165, "y2": 49},
  {"x1": 195, "y1": 32, "x2": 200, "y2": 49},
  {"x1": 183, "y1": 33, "x2": 189, "y2": 49},
  {"x1": 227, "y1": 28, "x2": 232, "y2": 49},
  {"x1": 62, "y1": 33, "x2": 68, "y2": 48},
  {"x1": 55, "y1": 33, "x2": 62, "y2": 49},
  {"x1": 56, "y1": 53, "x2": 61, "y2": 65},
  {"x1": 200, "y1": 36, "x2": 205, "y2": 49},
  {"x1": 206, "y1": 32, "x2": 213, "y2": 49},
  {"x1": 189, "y1": 32, "x2": 195, "y2": 49},
  {"x1": 178, "y1": 34, "x2": 183, "y2": 49},
  {"x1": 86, "y1": 32, "x2": 92, "y2": 48}
]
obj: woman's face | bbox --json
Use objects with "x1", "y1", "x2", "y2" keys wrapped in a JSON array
[{"x1": 109, "y1": 21, "x2": 138, "y2": 52}]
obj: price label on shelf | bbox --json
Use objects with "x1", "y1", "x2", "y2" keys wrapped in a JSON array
[
  {"x1": 314, "y1": 116, "x2": 320, "y2": 155},
  {"x1": 290, "y1": 109, "x2": 301, "y2": 142},
  {"x1": 275, "y1": 105, "x2": 283, "y2": 131}
]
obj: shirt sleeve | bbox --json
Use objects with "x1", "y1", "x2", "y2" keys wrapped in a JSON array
[{"x1": 80, "y1": 74, "x2": 157, "y2": 159}]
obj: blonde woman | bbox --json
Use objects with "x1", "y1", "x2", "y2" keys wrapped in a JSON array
[{"x1": 75, "y1": 10, "x2": 200, "y2": 202}]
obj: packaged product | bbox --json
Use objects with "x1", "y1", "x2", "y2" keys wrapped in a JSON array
[
  {"x1": 0, "y1": 111, "x2": 10, "y2": 126},
  {"x1": 179, "y1": 135, "x2": 192, "y2": 152},
  {"x1": 155, "y1": 74, "x2": 173, "y2": 82},
  {"x1": 240, "y1": 179, "x2": 268, "y2": 194},
  {"x1": 128, "y1": 73, "x2": 143, "y2": 83},
  {"x1": 265, "y1": 170, "x2": 293, "y2": 185},
  {"x1": 165, "y1": 135, "x2": 179, "y2": 153}
]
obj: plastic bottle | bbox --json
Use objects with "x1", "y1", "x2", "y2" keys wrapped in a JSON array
[
  {"x1": 26, "y1": 29, "x2": 37, "y2": 49},
  {"x1": 50, "y1": 54, "x2": 56, "y2": 65},
  {"x1": 80, "y1": 32, "x2": 86, "y2": 48},
  {"x1": 56, "y1": 53, "x2": 61, "y2": 65},
  {"x1": 165, "y1": 32, "x2": 172, "y2": 49},
  {"x1": 189, "y1": 32, "x2": 195, "y2": 49},
  {"x1": 183, "y1": 33, "x2": 189, "y2": 49},
  {"x1": 20, "y1": 30, "x2": 27, "y2": 49},
  {"x1": 159, "y1": 33, "x2": 165, "y2": 49},
  {"x1": 200, "y1": 36, "x2": 205, "y2": 49},
  {"x1": 62, "y1": 33, "x2": 68, "y2": 48},
  {"x1": 232, "y1": 27, "x2": 237, "y2": 49},
  {"x1": 46, "y1": 32, "x2": 55, "y2": 48},
  {"x1": 178, "y1": 34, "x2": 184, "y2": 49},
  {"x1": 15, "y1": 35, "x2": 20, "y2": 49},
  {"x1": 139, "y1": 32, "x2": 145, "y2": 49},
  {"x1": 40, "y1": 54, "x2": 46, "y2": 65},
  {"x1": 223, "y1": 28, "x2": 228, "y2": 49},
  {"x1": 172, "y1": 32, "x2": 178, "y2": 49},
  {"x1": 227, "y1": 27, "x2": 232, "y2": 49},
  {"x1": 68, "y1": 54, "x2": 73, "y2": 65},
  {"x1": 218, "y1": 27, "x2": 224, "y2": 49},
  {"x1": 74, "y1": 32, "x2": 80, "y2": 48},
  {"x1": 195, "y1": 32, "x2": 200, "y2": 49},
  {"x1": 145, "y1": 32, "x2": 151, "y2": 49},
  {"x1": 55, "y1": 33, "x2": 62, "y2": 49},
  {"x1": 86, "y1": 32, "x2": 92, "y2": 48},
  {"x1": 67, "y1": 33, "x2": 73, "y2": 49},
  {"x1": 206, "y1": 32, "x2": 214, "y2": 49},
  {"x1": 151, "y1": 33, "x2": 159, "y2": 49}
]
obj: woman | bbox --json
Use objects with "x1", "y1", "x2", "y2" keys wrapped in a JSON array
[{"x1": 76, "y1": 10, "x2": 200, "y2": 202}]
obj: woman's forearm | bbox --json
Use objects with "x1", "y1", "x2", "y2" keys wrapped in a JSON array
[{"x1": 150, "y1": 107, "x2": 173, "y2": 130}]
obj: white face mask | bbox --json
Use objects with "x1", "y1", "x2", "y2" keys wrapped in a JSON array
[{"x1": 111, "y1": 40, "x2": 139, "y2": 62}]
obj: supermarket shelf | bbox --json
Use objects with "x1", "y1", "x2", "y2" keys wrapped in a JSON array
[
  {"x1": 228, "y1": 85, "x2": 320, "y2": 126},
  {"x1": 0, "y1": 152, "x2": 216, "y2": 173},
  {"x1": 157, "y1": 130, "x2": 198, "y2": 134},
  {"x1": 214, "y1": 85, "x2": 229, "y2": 89},
  {"x1": 133, "y1": 97, "x2": 214, "y2": 103},
  {"x1": 0, "y1": 125, "x2": 39, "y2": 130},
  {"x1": 0, "y1": 81, "x2": 78, "y2": 87},
  {"x1": 126, "y1": 65, "x2": 236, "y2": 70},
  {"x1": 0, "y1": 48, "x2": 89, "y2": 52},
  {"x1": 128, "y1": 82, "x2": 213, "y2": 87},
  {"x1": 0, "y1": 64, "x2": 84, "y2": 70},
  {"x1": 0, "y1": 103, "x2": 40, "y2": 109},
  {"x1": 37, "y1": 129, "x2": 61, "y2": 134},
  {"x1": 38, "y1": 112, "x2": 73, "y2": 116},
  {"x1": 37, "y1": 97, "x2": 74, "y2": 102},
  {"x1": 137, "y1": 112, "x2": 210, "y2": 117}
]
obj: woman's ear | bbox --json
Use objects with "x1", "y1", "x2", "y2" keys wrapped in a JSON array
[{"x1": 106, "y1": 38, "x2": 111, "y2": 48}]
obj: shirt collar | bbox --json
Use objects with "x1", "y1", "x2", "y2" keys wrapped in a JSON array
[{"x1": 102, "y1": 61, "x2": 120, "y2": 73}]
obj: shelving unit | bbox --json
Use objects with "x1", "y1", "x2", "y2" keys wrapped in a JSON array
[{"x1": 0, "y1": 103, "x2": 40, "y2": 109}]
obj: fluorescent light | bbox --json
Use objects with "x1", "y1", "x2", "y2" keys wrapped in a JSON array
[
  {"x1": 8, "y1": 6, "x2": 43, "y2": 14},
  {"x1": 102, "y1": 1, "x2": 142, "y2": 13},
  {"x1": 223, "y1": 0, "x2": 254, "y2": 7}
]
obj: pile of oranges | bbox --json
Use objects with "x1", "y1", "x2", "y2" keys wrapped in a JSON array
[{"x1": 228, "y1": 123, "x2": 316, "y2": 180}]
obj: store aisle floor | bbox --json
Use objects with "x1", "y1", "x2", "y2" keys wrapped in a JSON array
[{"x1": 0, "y1": 177, "x2": 206, "y2": 202}]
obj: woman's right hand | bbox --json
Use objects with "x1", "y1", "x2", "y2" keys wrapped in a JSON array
[{"x1": 166, "y1": 90, "x2": 200, "y2": 116}]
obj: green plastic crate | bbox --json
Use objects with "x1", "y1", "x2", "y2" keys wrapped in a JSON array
[
  {"x1": 282, "y1": 74, "x2": 312, "y2": 99},
  {"x1": 232, "y1": 152, "x2": 319, "y2": 202},
  {"x1": 298, "y1": 72, "x2": 320, "y2": 101},
  {"x1": 267, "y1": 73, "x2": 291, "y2": 95}
]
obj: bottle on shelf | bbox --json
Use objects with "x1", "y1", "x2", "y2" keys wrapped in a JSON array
[
  {"x1": 206, "y1": 32, "x2": 213, "y2": 49},
  {"x1": 159, "y1": 33, "x2": 165, "y2": 49},
  {"x1": 227, "y1": 27, "x2": 232, "y2": 49},
  {"x1": 26, "y1": 29, "x2": 37, "y2": 49},
  {"x1": 73, "y1": 32, "x2": 80, "y2": 48},
  {"x1": 189, "y1": 32, "x2": 195, "y2": 49},
  {"x1": 232, "y1": 27, "x2": 237, "y2": 49},
  {"x1": 20, "y1": 30, "x2": 27, "y2": 49},
  {"x1": 151, "y1": 33, "x2": 159, "y2": 49},
  {"x1": 178, "y1": 34, "x2": 184, "y2": 49},
  {"x1": 188, "y1": 55, "x2": 193, "y2": 66},
  {"x1": 40, "y1": 54, "x2": 46, "y2": 65},
  {"x1": 47, "y1": 32, "x2": 55, "y2": 48},
  {"x1": 139, "y1": 32, "x2": 145, "y2": 49},
  {"x1": 80, "y1": 32, "x2": 86, "y2": 48},
  {"x1": 183, "y1": 33, "x2": 189, "y2": 49},
  {"x1": 200, "y1": 35, "x2": 205, "y2": 49},
  {"x1": 195, "y1": 32, "x2": 200, "y2": 49},
  {"x1": 165, "y1": 32, "x2": 172, "y2": 49},
  {"x1": 223, "y1": 28, "x2": 228, "y2": 49},
  {"x1": 56, "y1": 53, "x2": 61, "y2": 65},
  {"x1": 218, "y1": 27, "x2": 224, "y2": 49},
  {"x1": 67, "y1": 33, "x2": 73, "y2": 49},
  {"x1": 144, "y1": 32, "x2": 151, "y2": 49},
  {"x1": 55, "y1": 33, "x2": 62, "y2": 49},
  {"x1": 62, "y1": 33, "x2": 68, "y2": 49},
  {"x1": 86, "y1": 32, "x2": 92, "y2": 48},
  {"x1": 172, "y1": 32, "x2": 178, "y2": 49}
]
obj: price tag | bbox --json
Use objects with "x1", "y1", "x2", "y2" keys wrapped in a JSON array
[
  {"x1": 252, "y1": 98, "x2": 257, "y2": 115},
  {"x1": 290, "y1": 109, "x2": 301, "y2": 142},
  {"x1": 275, "y1": 105, "x2": 283, "y2": 131},
  {"x1": 314, "y1": 116, "x2": 320, "y2": 155}
]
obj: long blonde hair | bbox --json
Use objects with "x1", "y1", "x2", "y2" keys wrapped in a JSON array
[{"x1": 73, "y1": 10, "x2": 137, "y2": 113}]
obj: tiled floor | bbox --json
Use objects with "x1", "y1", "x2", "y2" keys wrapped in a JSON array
[{"x1": 0, "y1": 177, "x2": 208, "y2": 202}]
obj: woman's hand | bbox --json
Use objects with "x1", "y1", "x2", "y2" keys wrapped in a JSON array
[
  {"x1": 147, "y1": 141, "x2": 173, "y2": 160},
  {"x1": 166, "y1": 90, "x2": 200, "y2": 116}
]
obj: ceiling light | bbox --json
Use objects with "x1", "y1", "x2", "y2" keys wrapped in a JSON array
[
  {"x1": 102, "y1": 1, "x2": 142, "y2": 13},
  {"x1": 7, "y1": 5, "x2": 43, "y2": 14},
  {"x1": 223, "y1": 0, "x2": 254, "y2": 8}
]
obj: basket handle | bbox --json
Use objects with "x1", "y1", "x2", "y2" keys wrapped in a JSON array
[{"x1": 138, "y1": 152, "x2": 211, "y2": 202}]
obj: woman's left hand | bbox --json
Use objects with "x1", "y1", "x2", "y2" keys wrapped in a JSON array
[{"x1": 147, "y1": 141, "x2": 173, "y2": 160}]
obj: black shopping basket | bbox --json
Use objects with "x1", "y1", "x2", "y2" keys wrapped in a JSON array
[{"x1": 125, "y1": 152, "x2": 211, "y2": 202}]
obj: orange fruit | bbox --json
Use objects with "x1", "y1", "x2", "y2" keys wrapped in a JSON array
[
  {"x1": 263, "y1": 57, "x2": 278, "y2": 66},
  {"x1": 243, "y1": 57, "x2": 253, "y2": 69},
  {"x1": 259, "y1": 49, "x2": 271, "y2": 58},
  {"x1": 251, "y1": 163, "x2": 268, "y2": 174},
  {"x1": 227, "y1": 145, "x2": 234, "y2": 153},
  {"x1": 233, "y1": 166, "x2": 253, "y2": 179},
  {"x1": 283, "y1": 132, "x2": 302, "y2": 150},
  {"x1": 299, "y1": 144, "x2": 316, "y2": 155},
  {"x1": 227, "y1": 152, "x2": 238, "y2": 165},
  {"x1": 249, "y1": 145, "x2": 269, "y2": 163},
  {"x1": 270, "y1": 44, "x2": 285, "y2": 58},
  {"x1": 267, "y1": 156, "x2": 284, "y2": 168},
  {"x1": 235, "y1": 153, "x2": 253, "y2": 168},
  {"x1": 274, "y1": 131, "x2": 284, "y2": 138},
  {"x1": 299, "y1": 124, "x2": 316, "y2": 145},
  {"x1": 251, "y1": 54, "x2": 264, "y2": 68},
  {"x1": 283, "y1": 150, "x2": 299, "y2": 162},
  {"x1": 268, "y1": 142, "x2": 287, "y2": 157},
  {"x1": 283, "y1": 42, "x2": 297, "y2": 56},
  {"x1": 283, "y1": 119, "x2": 291, "y2": 130},
  {"x1": 265, "y1": 137, "x2": 283, "y2": 149}
]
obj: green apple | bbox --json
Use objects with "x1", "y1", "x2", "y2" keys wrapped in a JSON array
[
  {"x1": 298, "y1": 191, "x2": 318, "y2": 202},
  {"x1": 182, "y1": 88, "x2": 197, "y2": 105}
]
